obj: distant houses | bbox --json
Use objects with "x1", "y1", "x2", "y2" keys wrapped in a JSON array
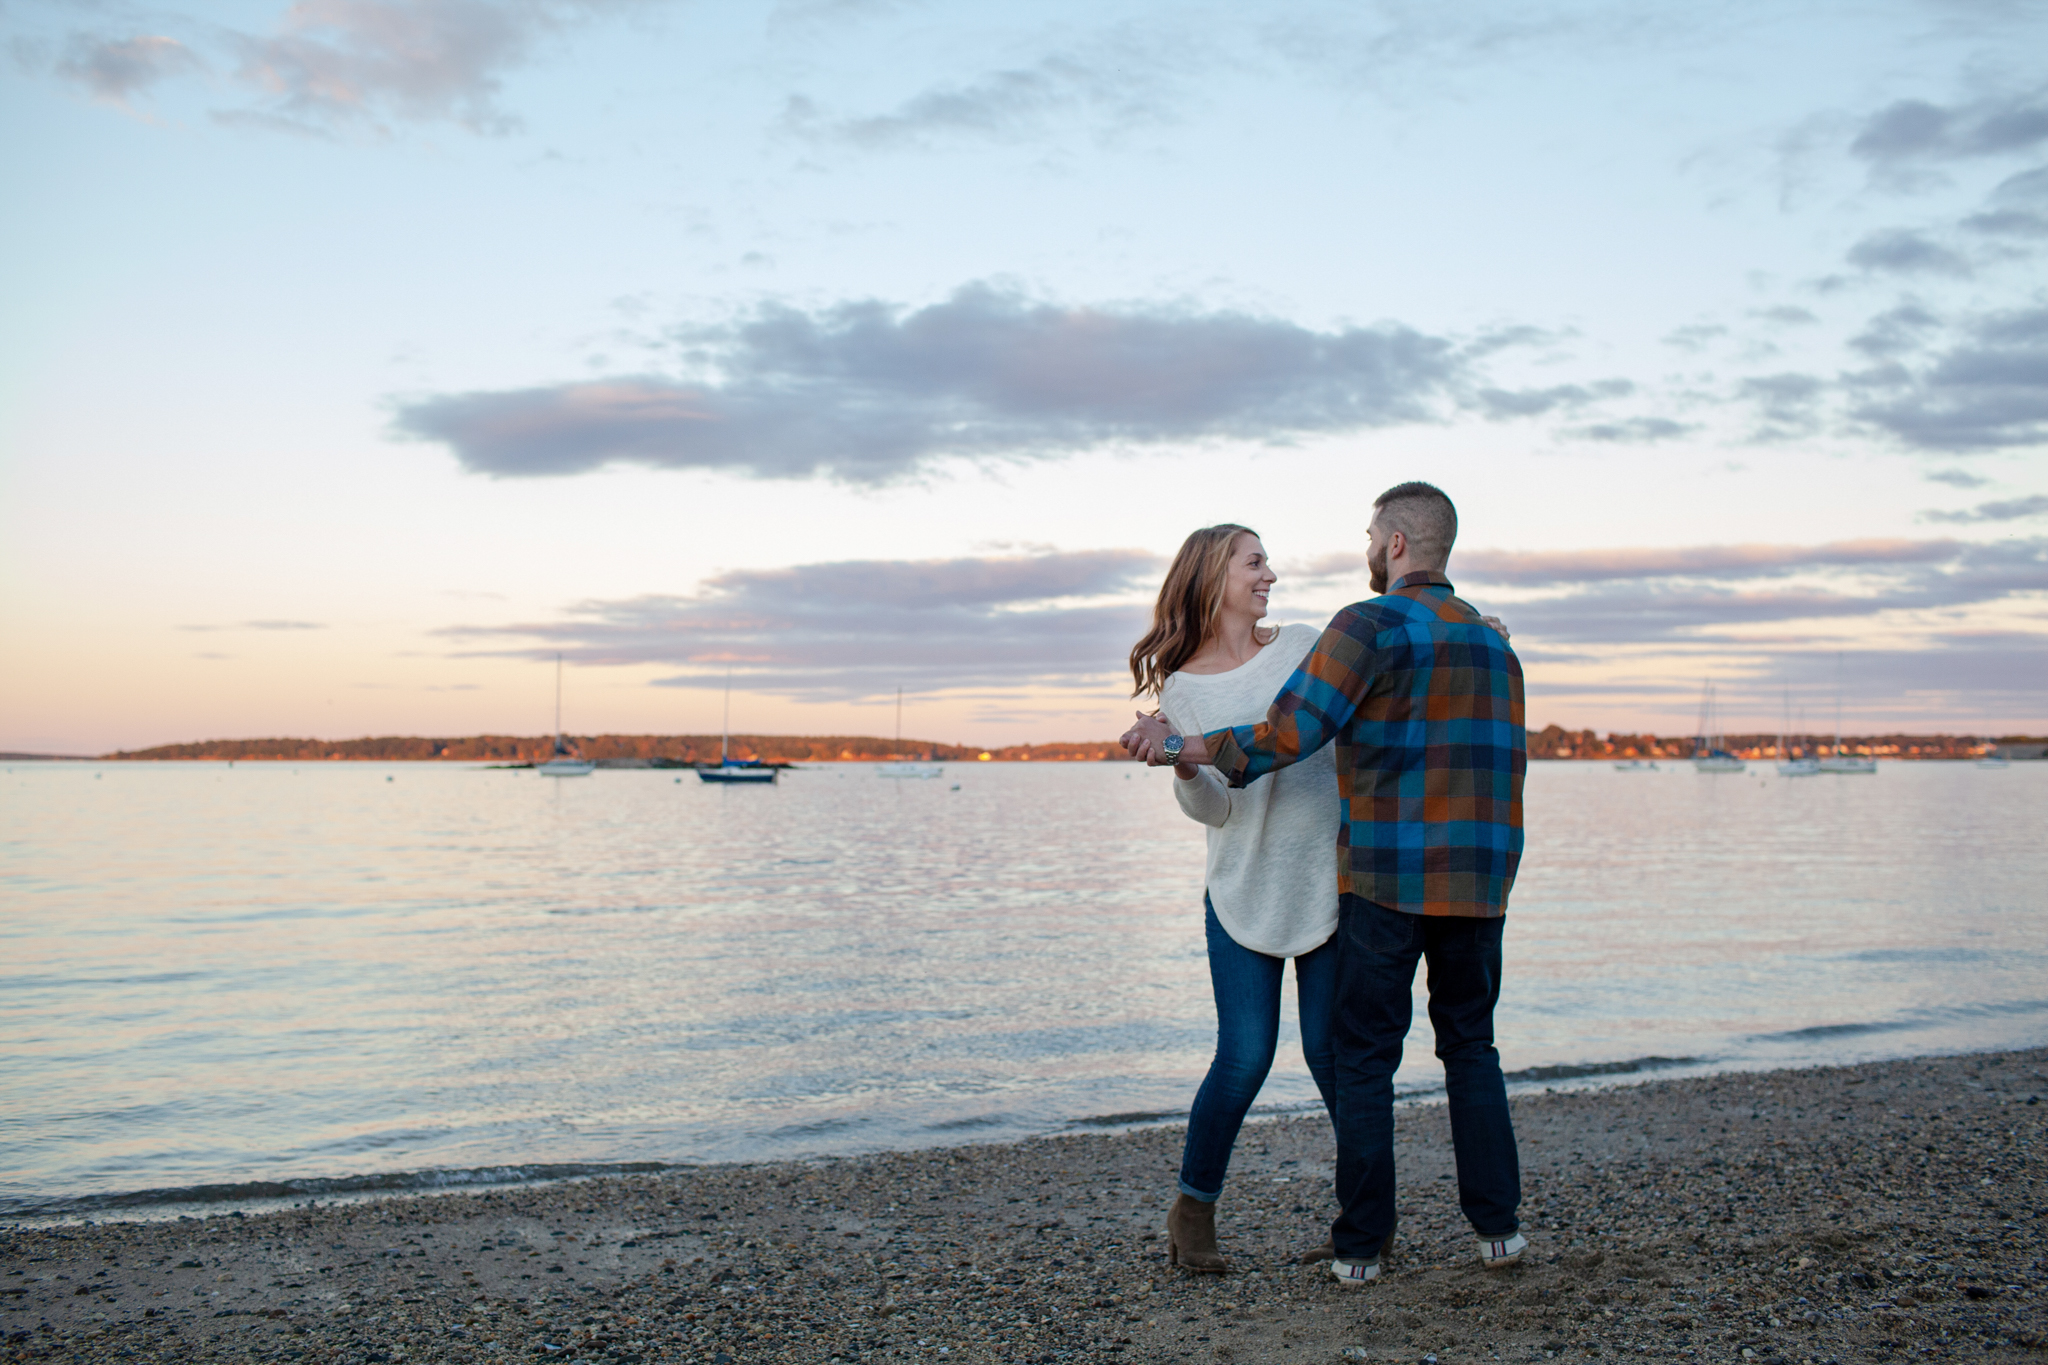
[{"x1": 1527, "y1": 724, "x2": 2039, "y2": 761}]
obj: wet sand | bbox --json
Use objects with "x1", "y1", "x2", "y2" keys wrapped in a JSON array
[{"x1": 4, "y1": 1048, "x2": 2043, "y2": 1364}]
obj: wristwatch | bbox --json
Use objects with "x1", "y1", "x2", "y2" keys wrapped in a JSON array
[{"x1": 1161, "y1": 734, "x2": 1186, "y2": 763}]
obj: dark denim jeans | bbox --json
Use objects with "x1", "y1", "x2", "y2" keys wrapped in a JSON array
[
  {"x1": 1178, "y1": 895, "x2": 1339, "y2": 1201},
  {"x1": 1330, "y1": 894, "x2": 1520, "y2": 1256}
]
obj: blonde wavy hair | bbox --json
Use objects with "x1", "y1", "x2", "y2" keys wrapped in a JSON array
[{"x1": 1128, "y1": 524, "x2": 1276, "y2": 698}]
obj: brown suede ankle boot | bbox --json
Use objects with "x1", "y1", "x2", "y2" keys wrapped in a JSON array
[
  {"x1": 1297, "y1": 1237, "x2": 1336, "y2": 1264},
  {"x1": 1166, "y1": 1193, "x2": 1228, "y2": 1273}
]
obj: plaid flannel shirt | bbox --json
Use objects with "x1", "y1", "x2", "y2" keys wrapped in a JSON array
[{"x1": 1206, "y1": 571, "x2": 1525, "y2": 917}]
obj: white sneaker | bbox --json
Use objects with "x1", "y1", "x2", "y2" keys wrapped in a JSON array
[
  {"x1": 1477, "y1": 1231, "x2": 1527, "y2": 1268},
  {"x1": 1330, "y1": 1217, "x2": 1397, "y2": 1286},
  {"x1": 1329, "y1": 1255, "x2": 1381, "y2": 1285}
]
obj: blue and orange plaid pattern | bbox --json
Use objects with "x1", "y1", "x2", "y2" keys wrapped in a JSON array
[{"x1": 1206, "y1": 571, "x2": 1526, "y2": 918}]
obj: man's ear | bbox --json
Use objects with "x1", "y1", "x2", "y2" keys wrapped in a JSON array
[{"x1": 1386, "y1": 529, "x2": 1407, "y2": 561}]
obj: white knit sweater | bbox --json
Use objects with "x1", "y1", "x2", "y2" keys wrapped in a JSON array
[{"x1": 1157, "y1": 622, "x2": 1340, "y2": 958}]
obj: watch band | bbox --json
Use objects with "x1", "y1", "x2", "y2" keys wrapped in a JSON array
[{"x1": 1162, "y1": 734, "x2": 1185, "y2": 762}]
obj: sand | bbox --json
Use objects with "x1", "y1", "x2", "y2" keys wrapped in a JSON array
[{"x1": 4, "y1": 1047, "x2": 2043, "y2": 1364}]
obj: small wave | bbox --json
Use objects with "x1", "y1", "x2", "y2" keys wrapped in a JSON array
[
  {"x1": 923, "y1": 1114, "x2": 1016, "y2": 1132},
  {"x1": 1063, "y1": 1108, "x2": 1185, "y2": 1129},
  {"x1": 1748, "y1": 997, "x2": 2048, "y2": 1045},
  {"x1": 1504, "y1": 1055, "x2": 1704, "y2": 1084},
  {"x1": 1756, "y1": 1019, "x2": 1918, "y2": 1042},
  {"x1": 3, "y1": 1161, "x2": 672, "y2": 1220}
]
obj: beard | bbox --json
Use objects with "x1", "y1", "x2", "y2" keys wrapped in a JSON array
[{"x1": 1367, "y1": 542, "x2": 1389, "y2": 594}]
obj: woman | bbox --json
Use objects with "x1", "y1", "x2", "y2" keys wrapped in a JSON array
[{"x1": 1128, "y1": 523, "x2": 1342, "y2": 1274}]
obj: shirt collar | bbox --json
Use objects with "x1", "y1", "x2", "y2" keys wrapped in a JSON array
[{"x1": 1393, "y1": 569, "x2": 1453, "y2": 592}]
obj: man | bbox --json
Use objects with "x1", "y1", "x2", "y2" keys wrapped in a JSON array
[{"x1": 1122, "y1": 481, "x2": 1526, "y2": 1285}]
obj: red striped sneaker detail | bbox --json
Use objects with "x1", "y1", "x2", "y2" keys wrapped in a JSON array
[
  {"x1": 1329, "y1": 1256, "x2": 1381, "y2": 1285},
  {"x1": 1478, "y1": 1232, "x2": 1527, "y2": 1268}
]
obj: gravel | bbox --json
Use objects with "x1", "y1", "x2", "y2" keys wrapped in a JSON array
[{"x1": 5, "y1": 1047, "x2": 2042, "y2": 1364}]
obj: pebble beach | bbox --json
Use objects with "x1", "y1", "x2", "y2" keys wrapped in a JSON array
[{"x1": 5, "y1": 1048, "x2": 2042, "y2": 1364}]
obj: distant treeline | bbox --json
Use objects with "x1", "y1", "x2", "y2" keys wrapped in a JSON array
[
  {"x1": 103, "y1": 734, "x2": 1140, "y2": 764},
  {"x1": 1529, "y1": 725, "x2": 2043, "y2": 761},
  {"x1": 87, "y1": 728, "x2": 2048, "y2": 764}
]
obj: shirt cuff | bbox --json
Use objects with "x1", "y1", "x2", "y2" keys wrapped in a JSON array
[{"x1": 1206, "y1": 727, "x2": 1250, "y2": 786}]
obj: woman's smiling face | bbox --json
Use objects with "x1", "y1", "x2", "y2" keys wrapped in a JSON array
[{"x1": 1222, "y1": 533, "x2": 1276, "y2": 621}]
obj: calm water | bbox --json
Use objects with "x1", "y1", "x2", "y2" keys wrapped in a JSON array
[{"x1": 3, "y1": 759, "x2": 2044, "y2": 1216}]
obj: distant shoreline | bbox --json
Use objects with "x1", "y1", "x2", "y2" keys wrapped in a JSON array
[
  {"x1": 7, "y1": 728, "x2": 2044, "y2": 764},
  {"x1": 83, "y1": 735, "x2": 1141, "y2": 765}
]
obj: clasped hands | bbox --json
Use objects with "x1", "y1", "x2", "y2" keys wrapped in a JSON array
[{"x1": 1121, "y1": 713, "x2": 1206, "y2": 772}]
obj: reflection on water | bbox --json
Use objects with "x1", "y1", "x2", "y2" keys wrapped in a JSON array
[{"x1": 1, "y1": 759, "x2": 2042, "y2": 1214}]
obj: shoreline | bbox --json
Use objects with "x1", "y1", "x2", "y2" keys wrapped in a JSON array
[
  {"x1": 4, "y1": 1048, "x2": 2042, "y2": 1364},
  {"x1": 0, "y1": 1053, "x2": 1797, "y2": 1226}
]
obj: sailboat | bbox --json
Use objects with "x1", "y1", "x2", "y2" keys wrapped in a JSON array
[
  {"x1": 877, "y1": 687, "x2": 944, "y2": 779},
  {"x1": 1777, "y1": 687, "x2": 1819, "y2": 777},
  {"x1": 1691, "y1": 680, "x2": 1745, "y2": 772},
  {"x1": 535, "y1": 654, "x2": 595, "y2": 776},
  {"x1": 1818, "y1": 653, "x2": 1877, "y2": 774},
  {"x1": 698, "y1": 668, "x2": 777, "y2": 784}
]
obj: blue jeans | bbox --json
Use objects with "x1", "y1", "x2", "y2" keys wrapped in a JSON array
[
  {"x1": 1330, "y1": 894, "x2": 1520, "y2": 1257},
  {"x1": 1177, "y1": 895, "x2": 1338, "y2": 1201}
]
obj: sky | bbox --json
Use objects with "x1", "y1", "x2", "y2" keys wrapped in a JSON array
[{"x1": 2, "y1": 0, "x2": 2044, "y2": 754}]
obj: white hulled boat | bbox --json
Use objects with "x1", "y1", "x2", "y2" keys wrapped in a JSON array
[{"x1": 535, "y1": 655, "x2": 596, "y2": 776}]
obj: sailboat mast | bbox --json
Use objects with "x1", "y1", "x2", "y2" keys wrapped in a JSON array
[
  {"x1": 555, "y1": 654, "x2": 564, "y2": 741},
  {"x1": 722, "y1": 668, "x2": 732, "y2": 765},
  {"x1": 1843, "y1": 654, "x2": 1859, "y2": 757}
]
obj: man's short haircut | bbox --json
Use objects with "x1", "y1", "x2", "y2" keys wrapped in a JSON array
[{"x1": 1372, "y1": 481, "x2": 1457, "y2": 568}]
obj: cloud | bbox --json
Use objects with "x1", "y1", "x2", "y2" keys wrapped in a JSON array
[
  {"x1": 1457, "y1": 539, "x2": 1964, "y2": 588},
  {"x1": 1990, "y1": 164, "x2": 2048, "y2": 205},
  {"x1": 1925, "y1": 467, "x2": 1990, "y2": 488},
  {"x1": 1850, "y1": 92, "x2": 2048, "y2": 188},
  {"x1": 1960, "y1": 208, "x2": 2048, "y2": 237},
  {"x1": 1845, "y1": 228, "x2": 1972, "y2": 278},
  {"x1": 1527, "y1": 638, "x2": 2048, "y2": 723},
  {"x1": 1661, "y1": 323, "x2": 1727, "y2": 352},
  {"x1": 1473, "y1": 380, "x2": 1631, "y2": 419},
  {"x1": 1738, "y1": 372, "x2": 1826, "y2": 434},
  {"x1": 1569, "y1": 416, "x2": 1692, "y2": 443},
  {"x1": 391, "y1": 283, "x2": 1477, "y2": 483},
  {"x1": 1849, "y1": 303, "x2": 2048, "y2": 452},
  {"x1": 55, "y1": 35, "x2": 201, "y2": 103},
  {"x1": 1922, "y1": 493, "x2": 2048, "y2": 524},
  {"x1": 220, "y1": 0, "x2": 645, "y2": 134},
  {"x1": 178, "y1": 619, "x2": 328, "y2": 632},
  {"x1": 1459, "y1": 537, "x2": 2048, "y2": 644},
  {"x1": 781, "y1": 52, "x2": 1166, "y2": 150},
  {"x1": 443, "y1": 540, "x2": 2048, "y2": 707},
  {"x1": 437, "y1": 548, "x2": 1163, "y2": 698},
  {"x1": 1848, "y1": 301, "x2": 1942, "y2": 358},
  {"x1": 1753, "y1": 306, "x2": 1819, "y2": 326}
]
